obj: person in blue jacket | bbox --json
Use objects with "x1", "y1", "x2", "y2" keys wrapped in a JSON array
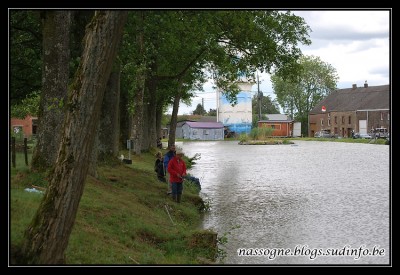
[{"x1": 163, "y1": 144, "x2": 176, "y2": 194}]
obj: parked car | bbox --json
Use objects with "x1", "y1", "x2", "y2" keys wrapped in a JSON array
[
  {"x1": 359, "y1": 133, "x2": 372, "y2": 139},
  {"x1": 314, "y1": 131, "x2": 332, "y2": 138},
  {"x1": 374, "y1": 127, "x2": 388, "y2": 139},
  {"x1": 353, "y1": 133, "x2": 372, "y2": 139}
]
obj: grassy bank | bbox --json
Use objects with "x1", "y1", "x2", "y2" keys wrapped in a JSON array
[
  {"x1": 290, "y1": 137, "x2": 388, "y2": 144},
  {"x1": 10, "y1": 149, "x2": 217, "y2": 265}
]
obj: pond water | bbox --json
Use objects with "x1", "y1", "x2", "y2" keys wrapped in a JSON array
[{"x1": 178, "y1": 140, "x2": 390, "y2": 265}]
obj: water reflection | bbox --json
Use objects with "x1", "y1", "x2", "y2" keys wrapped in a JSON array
[{"x1": 179, "y1": 140, "x2": 390, "y2": 265}]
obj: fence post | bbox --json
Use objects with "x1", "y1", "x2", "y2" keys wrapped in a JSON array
[
  {"x1": 12, "y1": 137, "x2": 16, "y2": 168},
  {"x1": 24, "y1": 137, "x2": 28, "y2": 166}
]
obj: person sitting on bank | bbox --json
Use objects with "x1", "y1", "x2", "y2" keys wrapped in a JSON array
[
  {"x1": 157, "y1": 137, "x2": 162, "y2": 149},
  {"x1": 154, "y1": 151, "x2": 166, "y2": 182},
  {"x1": 167, "y1": 149, "x2": 187, "y2": 203}
]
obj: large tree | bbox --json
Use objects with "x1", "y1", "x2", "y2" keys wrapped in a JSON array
[
  {"x1": 31, "y1": 11, "x2": 71, "y2": 171},
  {"x1": 193, "y1": 103, "x2": 206, "y2": 115},
  {"x1": 251, "y1": 94, "x2": 280, "y2": 127},
  {"x1": 252, "y1": 94, "x2": 280, "y2": 117},
  {"x1": 88, "y1": 63, "x2": 122, "y2": 177},
  {"x1": 271, "y1": 55, "x2": 339, "y2": 136},
  {"x1": 98, "y1": 63, "x2": 121, "y2": 160},
  {"x1": 17, "y1": 11, "x2": 127, "y2": 264}
]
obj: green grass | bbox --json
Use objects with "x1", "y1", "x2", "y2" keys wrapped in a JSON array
[
  {"x1": 10, "y1": 150, "x2": 216, "y2": 265},
  {"x1": 291, "y1": 137, "x2": 388, "y2": 144},
  {"x1": 10, "y1": 151, "x2": 33, "y2": 176}
]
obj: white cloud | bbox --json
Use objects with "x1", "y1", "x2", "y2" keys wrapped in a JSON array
[
  {"x1": 297, "y1": 10, "x2": 390, "y2": 88},
  {"x1": 295, "y1": 10, "x2": 389, "y2": 40}
]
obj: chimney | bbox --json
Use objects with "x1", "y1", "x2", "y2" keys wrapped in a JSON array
[
  {"x1": 364, "y1": 80, "x2": 368, "y2": 88},
  {"x1": 352, "y1": 84, "x2": 357, "y2": 89}
]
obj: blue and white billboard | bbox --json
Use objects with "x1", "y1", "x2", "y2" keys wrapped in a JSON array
[{"x1": 217, "y1": 82, "x2": 254, "y2": 135}]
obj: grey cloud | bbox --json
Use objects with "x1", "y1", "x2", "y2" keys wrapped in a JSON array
[
  {"x1": 369, "y1": 65, "x2": 389, "y2": 78},
  {"x1": 311, "y1": 28, "x2": 388, "y2": 41}
]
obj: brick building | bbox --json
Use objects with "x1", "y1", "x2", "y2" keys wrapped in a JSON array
[{"x1": 309, "y1": 83, "x2": 390, "y2": 138}]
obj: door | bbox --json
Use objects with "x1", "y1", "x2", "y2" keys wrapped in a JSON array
[{"x1": 359, "y1": 120, "x2": 367, "y2": 134}]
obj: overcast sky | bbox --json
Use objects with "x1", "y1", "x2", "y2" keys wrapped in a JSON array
[{"x1": 169, "y1": 9, "x2": 390, "y2": 115}]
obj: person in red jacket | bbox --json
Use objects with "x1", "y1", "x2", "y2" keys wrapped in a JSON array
[{"x1": 167, "y1": 149, "x2": 187, "y2": 203}]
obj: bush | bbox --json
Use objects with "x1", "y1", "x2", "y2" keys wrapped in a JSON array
[
  {"x1": 249, "y1": 127, "x2": 274, "y2": 140},
  {"x1": 239, "y1": 133, "x2": 249, "y2": 142}
]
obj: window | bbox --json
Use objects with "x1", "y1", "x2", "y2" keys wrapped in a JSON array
[
  {"x1": 268, "y1": 124, "x2": 281, "y2": 130},
  {"x1": 342, "y1": 116, "x2": 345, "y2": 124},
  {"x1": 327, "y1": 119, "x2": 331, "y2": 126},
  {"x1": 32, "y1": 125, "x2": 37, "y2": 135},
  {"x1": 327, "y1": 113, "x2": 330, "y2": 118},
  {"x1": 320, "y1": 118, "x2": 324, "y2": 126},
  {"x1": 334, "y1": 116, "x2": 337, "y2": 124},
  {"x1": 32, "y1": 118, "x2": 38, "y2": 135},
  {"x1": 388, "y1": 113, "x2": 390, "y2": 121},
  {"x1": 348, "y1": 116, "x2": 351, "y2": 124},
  {"x1": 380, "y1": 112, "x2": 384, "y2": 121},
  {"x1": 203, "y1": 129, "x2": 209, "y2": 135}
]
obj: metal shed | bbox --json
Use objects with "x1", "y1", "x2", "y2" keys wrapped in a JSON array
[{"x1": 182, "y1": 121, "x2": 224, "y2": 140}]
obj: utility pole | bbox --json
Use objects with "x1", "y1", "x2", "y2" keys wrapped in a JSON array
[
  {"x1": 216, "y1": 89, "x2": 219, "y2": 122},
  {"x1": 257, "y1": 73, "x2": 262, "y2": 121}
]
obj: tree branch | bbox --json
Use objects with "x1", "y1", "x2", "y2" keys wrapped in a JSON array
[{"x1": 156, "y1": 47, "x2": 207, "y2": 81}]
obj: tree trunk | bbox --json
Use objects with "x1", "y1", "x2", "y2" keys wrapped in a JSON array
[
  {"x1": 131, "y1": 12, "x2": 146, "y2": 155},
  {"x1": 156, "y1": 104, "x2": 163, "y2": 140},
  {"x1": 31, "y1": 11, "x2": 71, "y2": 171},
  {"x1": 19, "y1": 11, "x2": 127, "y2": 264},
  {"x1": 88, "y1": 123, "x2": 99, "y2": 178},
  {"x1": 119, "y1": 82, "x2": 131, "y2": 149},
  {"x1": 146, "y1": 74, "x2": 158, "y2": 150},
  {"x1": 131, "y1": 75, "x2": 145, "y2": 155},
  {"x1": 168, "y1": 94, "x2": 181, "y2": 148},
  {"x1": 98, "y1": 63, "x2": 121, "y2": 160},
  {"x1": 142, "y1": 100, "x2": 150, "y2": 150}
]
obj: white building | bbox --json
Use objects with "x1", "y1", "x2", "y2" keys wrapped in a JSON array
[{"x1": 217, "y1": 80, "x2": 255, "y2": 135}]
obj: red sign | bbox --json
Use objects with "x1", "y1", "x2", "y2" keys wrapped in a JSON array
[{"x1": 321, "y1": 106, "x2": 326, "y2": 112}]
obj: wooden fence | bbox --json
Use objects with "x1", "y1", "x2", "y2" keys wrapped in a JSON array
[{"x1": 10, "y1": 137, "x2": 29, "y2": 168}]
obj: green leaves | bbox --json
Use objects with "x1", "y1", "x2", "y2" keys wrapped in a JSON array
[
  {"x1": 10, "y1": 91, "x2": 41, "y2": 118},
  {"x1": 271, "y1": 55, "x2": 339, "y2": 136},
  {"x1": 10, "y1": 10, "x2": 42, "y2": 106}
]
